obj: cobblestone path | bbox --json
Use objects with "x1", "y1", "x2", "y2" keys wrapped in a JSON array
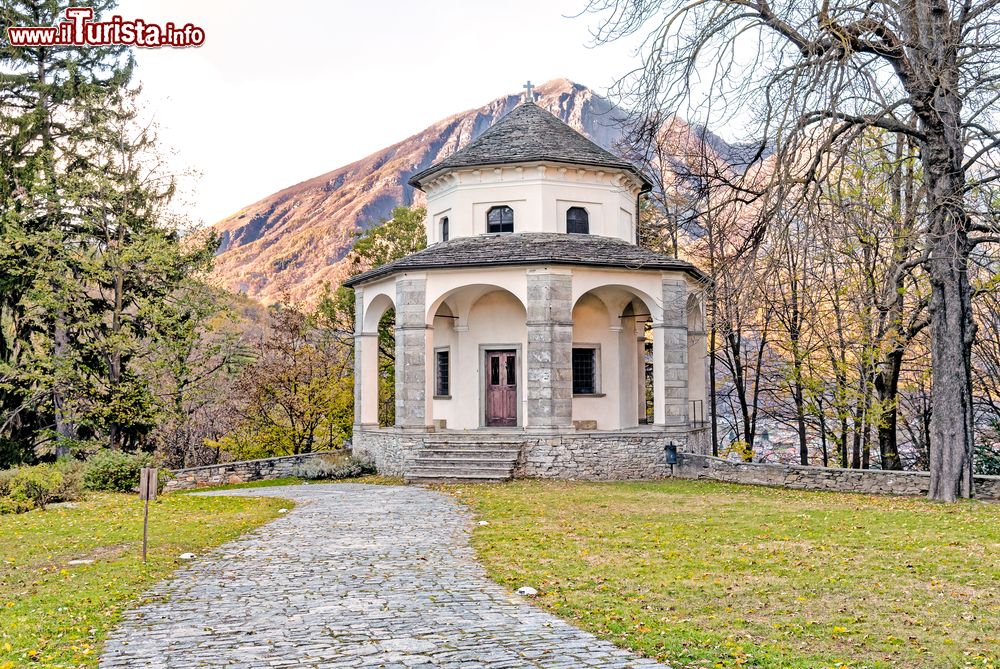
[{"x1": 100, "y1": 484, "x2": 668, "y2": 668}]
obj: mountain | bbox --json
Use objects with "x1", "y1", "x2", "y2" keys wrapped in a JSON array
[{"x1": 210, "y1": 79, "x2": 732, "y2": 304}]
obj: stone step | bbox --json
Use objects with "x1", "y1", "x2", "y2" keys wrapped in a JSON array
[
  {"x1": 413, "y1": 453, "x2": 517, "y2": 467},
  {"x1": 405, "y1": 475, "x2": 510, "y2": 484},
  {"x1": 408, "y1": 463, "x2": 514, "y2": 475},
  {"x1": 406, "y1": 470, "x2": 512, "y2": 482},
  {"x1": 405, "y1": 459, "x2": 516, "y2": 483},
  {"x1": 416, "y1": 449, "x2": 520, "y2": 460}
]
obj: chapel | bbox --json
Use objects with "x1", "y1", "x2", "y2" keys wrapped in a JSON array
[{"x1": 346, "y1": 86, "x2": 709, "y2": 482}]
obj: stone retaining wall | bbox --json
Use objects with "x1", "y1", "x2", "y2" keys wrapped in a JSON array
[
  {"x1": 674, "y1": 453, "x2": 1000, "y2": 500},
  {"x1": 164, "y1": 451, "x2": 341, "y2": 491},
  {"x1": 353, "y1": 428, "x2": 688, "y2": 479},
  {"x1": 352, "y1": 429, "x2": 424, "y2": 477}
]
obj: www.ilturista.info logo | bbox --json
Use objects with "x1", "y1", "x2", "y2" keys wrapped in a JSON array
[{"x1": 6, "y1": 7, "x2": 205, "y2": 48}]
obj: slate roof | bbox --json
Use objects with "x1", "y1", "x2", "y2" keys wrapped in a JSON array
[
  {"x1": 343, "y1": 233, "x2": 706, "y2": 287},
  {"x1": 408, "y1": 102, "x2": 652, "y2": 190}
]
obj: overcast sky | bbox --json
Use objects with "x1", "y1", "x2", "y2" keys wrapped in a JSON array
[{"x1": 114, "y1": 0, "x2": 649, "y2": 224}]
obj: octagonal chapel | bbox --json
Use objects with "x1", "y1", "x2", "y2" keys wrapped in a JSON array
[{"x1": 346, "y1": 94, "x2": 709, "y2": 482}]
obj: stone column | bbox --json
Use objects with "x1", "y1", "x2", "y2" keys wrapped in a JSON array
[
  {"x1": 394, "y1": 275, "x2": 430, "y2": 429},
  {"x1": 526, "y1": 269, "x2": 573, "y2": 429},
  {"x1": 653, "y1": 276, "x2": 689, "y2": 428},
  {"x1": 353, "y1": 288, "x2": 380, "y2": 427}
]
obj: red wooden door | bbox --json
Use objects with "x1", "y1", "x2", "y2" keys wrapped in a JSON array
[{"x1": 485, "y1": 350, "x2": 517, "y2": 427}]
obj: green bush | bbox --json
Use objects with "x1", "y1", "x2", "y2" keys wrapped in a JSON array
[
  {"x1": 0, "y1": 466, "x2": 14, "y2": 498},
  {"x1": 0, "y1": 496, "x2": 34, "y2": 515},
  {"x1": 54, "y1": 459, "x2": 85, "y2": 501},
  {"x1": 292, "y1": 453, "x2": 376, "y2": 480},
  {"x1": 83, "y1": 450, "x2": 156, "y2": 493},
  {"x1": 0, "y1": 460, "x2": 84, "y2": 513},
  {"x1": 9, "y1": 466, "x2": 63, "y2": 509}
]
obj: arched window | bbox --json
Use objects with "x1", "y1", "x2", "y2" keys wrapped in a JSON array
[
  {"x1": 486, "y1": 205, "x2": 514, "y2": 234},
  {"x1": 440, "y1": 216, "x2": 449, "y2": 242},
  {"x1": 566, "y1": 206, "x2": 589, "y2": 234}
]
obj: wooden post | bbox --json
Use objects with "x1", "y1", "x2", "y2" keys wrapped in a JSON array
[{"x1": 139, "y1": 468, "x2": 157, "y2": 563}]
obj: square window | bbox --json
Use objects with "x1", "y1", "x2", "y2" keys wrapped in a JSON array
[{"x1": 572, "y1": 348, "x2": 597, "y2": 395}]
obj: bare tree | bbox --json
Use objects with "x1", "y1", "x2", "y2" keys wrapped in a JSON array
[{"x1": 587, "y1": 0, "x2": 1000, "y2": 500}]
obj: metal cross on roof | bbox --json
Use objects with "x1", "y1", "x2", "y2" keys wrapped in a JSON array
[{"x1": 522, "y1": 80, "x2": 535, "y2": 104}]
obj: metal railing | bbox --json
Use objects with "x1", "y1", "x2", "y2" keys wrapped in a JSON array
[{"x1": 689, "y1": 399, "x2": 707, "y2": 426}]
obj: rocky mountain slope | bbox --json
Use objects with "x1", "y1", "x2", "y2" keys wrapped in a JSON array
[{"x1": 210, "y1": 79, "x2": 731, "y2": 303}]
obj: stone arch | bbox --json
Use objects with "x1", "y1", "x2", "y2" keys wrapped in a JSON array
[
  {"x1": 687, "y1": 292, "x2": 705, "y2": 331},
  {"x1": 362, "y1": 292, "x2": 395, "y2": 333},
  {"x1": 570, "y1": 279, "x2": 662, "y2": 323},
  {"x1": 426, "y1": 284, "x2": 528, "y2": 431},
  {"x1": 571, "y1": 286, "x2": 656, "y2": 430},
  {"x1": 426, "y1": 282, "x2": 527, "y2": 326}
]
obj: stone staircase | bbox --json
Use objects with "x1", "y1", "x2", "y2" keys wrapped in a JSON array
[{"x1": 405, "y1": 440, "x2": 521, "y2": 483}]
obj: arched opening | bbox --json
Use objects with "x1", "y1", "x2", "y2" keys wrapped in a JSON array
[
  {"x1": 376, "y1": 309, "x2": 396, "y2": 427},
  {"x1": 440, "y1": 216, "x2": 449, "y2": 242},
  {"x1": 566, "y1": 206, "x2": 590, "y2": 234},
  {"x1": 359, "y1": 293, "x2": 396, "y2": 428},
  {"x1": 427, "y1": 285, "x2": 527, "y2": 430},
  {"x1": 572, "y1": 287, "x2": 657, "y2": 430},
  {"x1": 687, "y1": 293, "x2": 707, "y2": 426},
  {"x1": 486, "y1": 205, "x2": 514, "y2": 234}
]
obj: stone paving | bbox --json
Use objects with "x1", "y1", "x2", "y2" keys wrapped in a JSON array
[{"x1": 100, "y1": 484, "x2": 669, "y2": 668}]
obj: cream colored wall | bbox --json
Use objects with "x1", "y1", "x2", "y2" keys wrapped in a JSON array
[
  {"x1": 356, "y1": 265, "x2": 704, "y2": 432},
  {"x1": 423, "y1": 162, "x2": 643, "y2": 243},
  {"x1": 571, "y1": 293, "x2": 622, "y2": 430},
  {"x1": 430, "y1": 289, "x2": 527, "y2": 430}
]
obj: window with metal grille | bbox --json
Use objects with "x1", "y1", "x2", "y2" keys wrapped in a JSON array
[
  {"x1": 572, "y1": 348, "x2": 597, "y2": 395},
  {"x1": 435, "y1": 350, "x2": 450, "y2": 397},
  {"x1": 566, "y1": 206, "x2": 589, "y2": 234},
  {"x1": 486, "y1": 205, "x2": 514, "y2": 233},
  {"x1": 440, "y1": 216, "x2": 449, "y2": 242}
]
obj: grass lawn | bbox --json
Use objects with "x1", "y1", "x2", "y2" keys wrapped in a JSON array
[
  {"x1": 0, "y1": 492, "x2": 289, "y2": 668},
  {"x1": 455, "y1": 479, "x2": 1000, "y2": 669}
]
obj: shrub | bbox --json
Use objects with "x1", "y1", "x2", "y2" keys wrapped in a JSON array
[
  {"x1": 0, "y1": 461, "x2": 79, "y2": 510},
  {"x1": 0, "y1": 496, "x2": 34, "y2": 515},
  {"x1": 0, "y1": 466, "x2": 14, "y2": 498},
  {"x1": 292, "y1": 454, "x2": 376, "y2": 480},
  {"x1": 0, "y1": 460, "x2": 85, "y2": 515},
  {"x1": 83, "y1": 450, "x2": 155, "y2": 493},
  {"x1": 54, "y1": 459, "x2": 85, "y2": 501}
]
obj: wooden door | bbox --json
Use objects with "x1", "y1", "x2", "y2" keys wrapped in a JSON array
[{"x1": 485, "y1": 350, "x2": 517, "y2": 427}]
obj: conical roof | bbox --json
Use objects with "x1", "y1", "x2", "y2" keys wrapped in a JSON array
[{"x1": 408, "y1": 102, "x2": 651, "y2": 190}]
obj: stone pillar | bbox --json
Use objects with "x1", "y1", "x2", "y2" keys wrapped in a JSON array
[
  {"x1": 394, "y1": 275, "x2": 430, "y2": 429},
  {"x1": 526, "y1": 269, "x2": 573, "y2": 429},
  {"x1": 653, "y1": 276, "x2": 689, "y2": 428},
  {"x1": 353, "y1": 288, "x2": 380, "y2": 427}
]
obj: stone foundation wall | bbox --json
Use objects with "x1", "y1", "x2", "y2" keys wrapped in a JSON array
[
  {"x1": 352, "y1": 429, "x2": 424, "y2": 477},
  {"x1": 518, "y1": 432, "x2": 686, "y2": 479},
  {"x1": 674, "y1": 453, "x2": 1000, "y2": 500},
  {"x1": 354, "y1": 427, "x2": 688, "y2": 480},
  {"x1": 164, "y1": 451, "x2": 341, "y2": 491}
]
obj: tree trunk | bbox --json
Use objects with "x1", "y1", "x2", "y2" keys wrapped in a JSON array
[
  {"x1": 794, "y1": 381, "x2": 808, "y2": 465},
  {"x1": 108, "y1": 271, "x2": 124, "y2": 450},
  {"x1": 53, "y1": 312, "x2": 75, "y2": 457},
  {"x1": 909, "y1": 4, "x2": 976, "y2": 500},
  {"x1": 874, "y1": 348, "x2": 904, "y2": 470},
  {"x1": 926, "y1": 244, "x2": 975, "y2": 499}
]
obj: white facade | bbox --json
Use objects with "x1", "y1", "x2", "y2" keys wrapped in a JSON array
[
  {"x1": 355, "y1": 264, "x2": 707, "y2": 432},
  {"x1": 349, "y1": 102, "x2": 709, "y2": 469},
  {"x1": 422, "y1": 163, "x2": 645, "y2": 244}
]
